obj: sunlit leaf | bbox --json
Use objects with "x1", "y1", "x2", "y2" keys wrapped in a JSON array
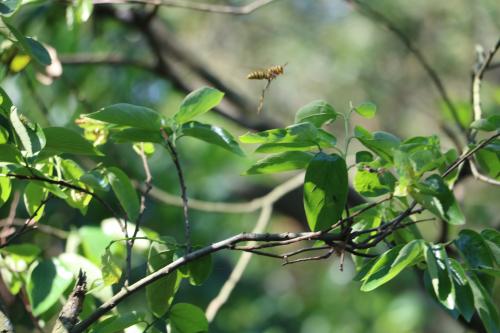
[
  {"x1": 174, "y1": 87, "x2": 224, "y2": 124},
  {"x1": 294, "y1": 100, "x2": 337, "y2": 127},
  {"x1": 180, "y1": 121, "x2": 244, "y2": 156},
  {"x1": 244, "y1": 151, "x2": 313, "y2": 175}
]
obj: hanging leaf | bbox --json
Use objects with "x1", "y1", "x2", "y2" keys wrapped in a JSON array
[
  {"x1": 107, "y1": 167, "x2": 140, "y2": 221},
  {"x1": 10, "y1": 107, "x2": 46, "y2": 157},
  {"x1": 303, "y1": 153, "x2": 348, "y2": 231}
]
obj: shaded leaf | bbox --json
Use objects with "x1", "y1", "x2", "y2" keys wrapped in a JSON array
[
  {"x1": 470, "y1": 115, "x2": 500, "y2": 132},
  {"x1": 26, "y1": 258, "x2": 74, "y2": 316},
  {"x1": 107, "y1": 167, "x2": 140, "y2": 221},
  {"x1": 303, "y1": 153, "x2": 347, "y2": 231},
  {"x1": 10, "y1": 107, "x2": 45, "y2": 157},
  {"x1": 42, "y1": 127, "x2": 102, "y2": 156},
  {"x1": 355, "y1": 126, "x2": 400, "y2": 162}
]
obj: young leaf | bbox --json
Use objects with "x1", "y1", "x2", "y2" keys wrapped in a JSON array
[
  {"x1": 146, "y1": 243, "x2": 180, "y2": 317},
  {"x1": 26, "y1": 258, "x2": 74, "y2": 316},
  {"x1": 354, "y1": 102, "x2": 377, "y2": 118},
  {"x1": 354, "y1": 169, "x2": 396, "y2": 197},
  {"x1": 470, "y1": 115, "x2": 500, "y2": 132},
  {"x1": 423, "y1": 243, "x2": 455, "y2": 310},
  {"x1": 411, "y1": 175, "x2": 465, "y2": 225},
  {"x1": 10, "y1": 107, "x2": 46, "y2": 157},
  {"x1": 174, "y1": 87, "x2": 224, "y2": 124},
  {"x1": 355, "y1": 126, "x2": 400, "y2": 162},
  {"x1": 361, "y1": 239, "x2": 424, "y2": 291},
  {"x1": 180, "y1": 121, "x2": 244, "y2": 156},
  {"x1": 244, "y1": 151, "x2": 314, "y2": 175},
  {"x1": 170, "y1": 303, "x2": 209, "y2": 333},
  {"x1": 240, "y1": 122, "x2": 318, "y2": 144},
  {"x1": 303, "y1": 153, "x2": 348, "y2": 231},
  {"x1": 107, "y1": 167, "x2": 140, "y2": 221},
  {"x1": 294, "y1": 100, "x2": 337, "y2": 127},
  {"x1": 86, "y1": 104, "x2": 162, "y2": 131},
  {"x1": 42, "y1": 127, "x2": 102, "y2": 156}
]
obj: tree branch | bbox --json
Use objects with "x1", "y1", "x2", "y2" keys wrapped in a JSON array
[{"x1": 93, "y1": 0, "x2": 277, "y2": 15}]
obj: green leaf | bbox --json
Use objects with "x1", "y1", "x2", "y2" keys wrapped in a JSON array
[
  {"x1": 361, "y1": 240, "x2": 424, "y2": 291},
  {"x1": 0, "y1": 243, "x2": 41, "y2": 263},
  {"x1": 0, "y1": 173, "x2": 11, "y2": 208},
  {"x1": 107, "y1": 167, "x2": 140, "y2": 221},
  {"x1": 86, "y1": 104, "x2": 162, "y2": 131},
  {"x1": 180, "y1": 121, "x2": 244, "y2": 156},
  {"x1": 354, "y1": 102, "x2": 377, "y2": 118},
  {"x1": 0, "y1": 87, "x2": 13, "y2": 116},
  {"x1": 146, "y1": 243, "x2": 180, "y2": 317},
  {"x1": 111, "y1": 128, "x2": 163, "y2": 143},
  {"x1": 355, "y1": 151, "x2": 374, "y2": 163},
  {"x1": 23, "y1": 182, "x2": 47, "y2": 221},
  {"x1": 0, "y1": 144, "x2": 23, "y2": 164},
  {"x1": 470, "y1": 115, "x2": 500, "y2": 132},
  {"x1": 481, "y1": 229, "x2": 500, "y2": 265},
  {"x1": 60, "y1": 159, "x2": 92, "y2": 214},
  {"x1": 174, "y1": 87, "x2": 224, "y2": 124},
  {"x1": 42, "y1": 127, "x2": 102, "y2": 156},
  {"x1": 101, "y1": 248, "x2": 122, "y2": 286},
  {"x1": 355, "y1": 126, "x2": 400, "y2": 162},
  {"x1": 10, "y1": 107, "x2": 46, "y2": 157},
  {"x1": 27, "y1": 258, "x2": 74, "y2": 316},
  {"x1": 8, "y1": 166, "x2": 68, "y2": 199},
  {"x1": 170, "y1": 303, "x2": 209, "y2": 333},
  {"x1": 455, "y1": 230, "x2": 495, "y2": 290},
  {"x1": 90, "y1": 312, "x2": 146, "y2": 333},
  {"x1": 354, "y1": 168, "x2": 396, "y2": 197},
  {"x1": 0, "y1": 124, "x2": 8, "y2": 144},
  {"x1": 303, "y1": 153, "x2": 348, "y2": 231},
  {"x1": 186, "y1": 253, "x2": 212, "y2": 286},
  {"x1": 244, "y1": 151, "x2": 313, "y2": 175},
  {"x1": 294, "y1": 100, "x2": 337, "y2": 127},
  {"x1": 2, "y1": 20, "x2": 50, "y2": 66},
  {"x1": 240, "y1": 123, "x2": 318, "y2": 144},
  {"x1": 476, "y1": 140, "x2": 500, "y2": 180},
  {"x1": 423, "y1": 243, "x2": 455, "y2": 310},
  {"x1": 468, "y1": 274, "x2": 500, "y2": 333},
  {"x1": 0, "y1": 1, "x2": 21, "y2": 16},
  {"x1": 412, "y1": 175, "x2": 465, "y2": 225},
  {"x1": 448, "y1": 258, "x2": 475, "y2": 321}
]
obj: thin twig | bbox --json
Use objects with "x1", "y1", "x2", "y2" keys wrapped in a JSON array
[
  {"x1": 0, "y1": 195, "x2": 52, "y2": 249},
  {"x1": 93, "y1": 0, "x2": 277, "y2": 15},
  {"x1": 162, "y1": 131, "x2": 191, "y2": 253},
  {"x1": 282, "y1": 248, "x2": 335, "y2": 266}
]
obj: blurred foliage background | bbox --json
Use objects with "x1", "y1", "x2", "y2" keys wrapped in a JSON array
[{"x1": 1, "y1": 0, "x2": 499, "y2": 332}]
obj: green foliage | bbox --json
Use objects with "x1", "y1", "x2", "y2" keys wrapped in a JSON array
[
  {"x1": 174, "y1": 87, "x2": 224, "y2": 124},
  {"x1": 353, "y1": 102, "x2": 377, "y2": 118},
  {"x1": 86, "y1": 104, "x2": 162, "y2": 131},
  {"x1": 244, "y1": 151, "x2": 313, "y2": 174},
  {"x1": 471, "y1": 115, "x2": 500, "y2": 132},
  {"x1": 303, "y1": 153, "x2": 348, "y2": 231},
  {"x1": 42, "y1": 127, "x2": 102, "y2": 156},
  {"x1": 180, "y1": 121, "x2": 244, "y2": 156},
  {"x1": 107, "y1": 167, "x2": 140, "y2": 221},
  {"x1": 294, "y1": 100, "x2": 337, "y2": 127},
  {"x1": 169, "y1": 303, "x2": 209, "y2": 333}
]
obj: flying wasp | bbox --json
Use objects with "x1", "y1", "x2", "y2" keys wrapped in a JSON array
[{"x1": 247, "y1": 63, "x2": 287, "y2": 114}]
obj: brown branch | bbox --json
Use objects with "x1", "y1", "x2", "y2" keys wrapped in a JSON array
[
  {"x1": 93, "y1": 0, "x2": 277, "y2": 15},
  {"x1": 52, "y1": 271, "x2": 87, "y2": 333}
]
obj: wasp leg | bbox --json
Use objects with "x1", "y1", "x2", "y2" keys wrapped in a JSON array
[{"x1": 257, "y1": 79, "x2": 272, "y2": 114}]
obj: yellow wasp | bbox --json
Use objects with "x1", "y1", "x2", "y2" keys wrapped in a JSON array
[{"x1": 247, "y1": 63, "x2": 287, "y2": 113}]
